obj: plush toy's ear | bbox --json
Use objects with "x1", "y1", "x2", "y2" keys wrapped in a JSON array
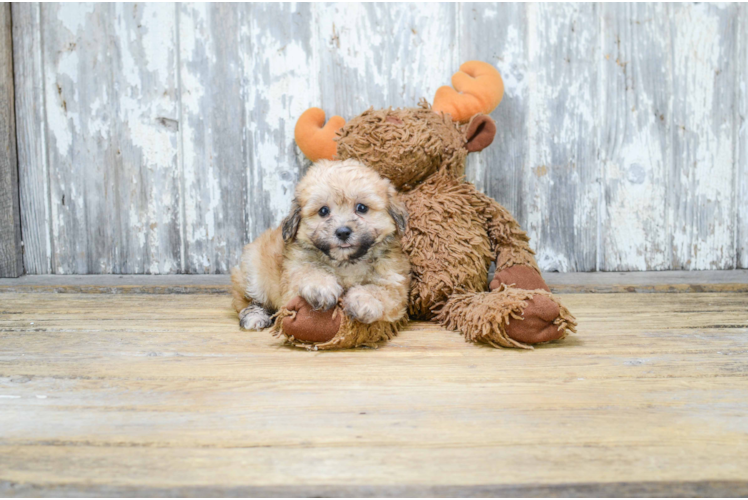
[
  {"x1": 294, "y1": 108, "x2": 346, "y2": 161},
  {"x1": 387, "y1": 186, "x2": 408, "y2": 235},
  {"x1": 464, "y1": 114, "x2": 496, "y2": 153},
  {"x1": 282, "y1": 199, "x2": 302, "y2": 242},
  {"x1": 432, "y1": 61, "x2": 504, "y2": 123}
]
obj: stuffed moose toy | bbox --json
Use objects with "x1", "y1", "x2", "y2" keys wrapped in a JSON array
[{"x1": 270, "y1": 61, "x2": 576, "y2": 350}]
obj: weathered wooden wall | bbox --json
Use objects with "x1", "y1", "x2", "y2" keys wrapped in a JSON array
[
  {"x1": 0, "y1": 3, "x2": 22, "y2": 278},
  {"x1": 10, "y1": 2, "x2": 748, "y2": 274}
]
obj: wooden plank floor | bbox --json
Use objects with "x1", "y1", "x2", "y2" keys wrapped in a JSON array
[
  {"x1": 2, "y1": 270, "x2": 748, "y2": 294},
  {"x1": 1, "y1": 291, "x2": 747, "y2": 496}
]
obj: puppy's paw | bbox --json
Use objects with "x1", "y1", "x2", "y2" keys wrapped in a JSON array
[
  {"x1": 299, "y1": 278, "x2": 343, "y2": 311},
  {"x1": 343, "y1": 287, "x2": 384, "y2": 324},
  {"x1": 239, "y1": 305, "x2": 273, "y2": 331}
]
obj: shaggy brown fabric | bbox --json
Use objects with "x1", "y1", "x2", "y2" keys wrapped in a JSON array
[
  {"x1": 330, "y1": 99, "x2": 577, "y2": 348},
  {"x1": 400, "y1": 172, "x2": 494, "y2": 319},
  {"x1": 471, "y1": 189, "x2": 540, "y2": 273},
  {"x1": 490, "y1": 265, "x2": 550, "y2": 293},
  {"x1": 336, "y1": 102, "x2": 468, "y2": 191},
  {"x1": 435, "y1": 284, "x2": 577, "y2": 349},
  {"x1": 272, "y1": 299, "x2": 405, "y2": 350},
  {"x1": 284, "y1": 74, "x2": 577, "y2": 350}
]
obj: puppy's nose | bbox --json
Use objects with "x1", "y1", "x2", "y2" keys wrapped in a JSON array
[{"x1": 335, "y1": 226, "x2": 353, "y2": 241}]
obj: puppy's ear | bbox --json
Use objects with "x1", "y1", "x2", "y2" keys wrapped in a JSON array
[
  {"x1": 387, "y1": 187, "x2": 408, "y2": 235},
  {"x1": 282, "y1": 199, "x2": 302, "y2": 242}
]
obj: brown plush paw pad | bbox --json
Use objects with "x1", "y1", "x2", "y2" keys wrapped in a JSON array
[
  {"x1": 490, "y1": 265, "x2": 550, "y2": 292},
  {"x1": 505, "y1": 295, "x2": 563, "y2": 345},
  {"x1": 281, "y1": 297, "x2": 342, "y2": 343}
]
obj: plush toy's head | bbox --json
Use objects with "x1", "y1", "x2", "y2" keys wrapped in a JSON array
[{"x1": 295, "y1": 61, "x2": 504, "y2": 191}]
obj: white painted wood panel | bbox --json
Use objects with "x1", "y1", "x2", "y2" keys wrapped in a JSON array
[
  {"x1": 599, "y1": 3, "x2": 671, "y2": 271},
  {"x1": 178, "y1": 2, "x2": 246, "y2": 274},
  {"x1": 524, "y1": 3, "x2": 600, "y2": 272},
  {"x1": 314, "y1": 3, "x2": 457, "y2": 117},
  {"x1": 244, "y1": 4, "x2": 318, "y2": 248},
  {"x1": 11, "y1": 3, "x2": 748, "y2": 273},
  {"x1": 178, "y1": 3, "x2": 318, "y2": 274},
  {"x1": 669, "y1": 3, "x2": 739, "y2": 270},
  {"x1": 35, "y1": 3, "x2": 181, "y2": 274},
  {"x1": 460, "y1": 3, "x2": 527, "y2": 219},
  {"x1": 738, "y1": 4, "x2": 747, "y2": 269}
]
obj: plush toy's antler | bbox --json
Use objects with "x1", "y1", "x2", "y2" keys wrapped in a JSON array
[
  {"x1": 294, "y1": 108, "x2": 346, "y2": 161},
  {"x1": 432, "y1": 61, "x2": 504, "y2": 123}
]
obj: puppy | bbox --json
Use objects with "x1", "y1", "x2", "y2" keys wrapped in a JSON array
[{"x1": 231, "y1": 159, "x2": 411, "y2": 331}]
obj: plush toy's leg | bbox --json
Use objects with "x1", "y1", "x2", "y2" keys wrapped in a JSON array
[
  {"x1": 472, "y1": 189, "x2": 577, "y2": 343},
  {"x1": 436, "y1": 285, "x2": 577, "y2": 349},
  {"x1": 489, "y1": 257, "x2": 549, "y2": 292},
  {"x1": 271, "y1": 297, "x2": 404, "y2": 350},
  {"x1": 473, "y1": 190, "x2": 547, "y2": 286}
]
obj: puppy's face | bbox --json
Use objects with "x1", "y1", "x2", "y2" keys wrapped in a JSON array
[{"x1": 283, "y1": 159, "x2": 406, "y2": 263}]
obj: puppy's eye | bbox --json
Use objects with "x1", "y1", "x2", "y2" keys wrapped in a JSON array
[
  {"x1": 318, "y1": 206, "x2": 330, "y2": 217},
  {"x1": 356, "y1": 203, "x2": 368, "y2": 214}
]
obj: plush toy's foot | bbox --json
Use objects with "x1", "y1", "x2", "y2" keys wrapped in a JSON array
[
  {"x1": 487, "y1": 265, "x2": 566, "y2": 344},
  {"x1": 504, "y1": 294, "x2": 565, "y2": 344},
  {"x1": 490, "y1": 264, "x2": 549, "y2": 292},
  {"x1": 436, "y1": 285, "x2": 576, "y2": 349},
  {"x1": 271, "y1": 296, "x2": 405, "y2": 350},
  {"x1": 280, "y1": 296, "x2": 342, "y2": 343}
]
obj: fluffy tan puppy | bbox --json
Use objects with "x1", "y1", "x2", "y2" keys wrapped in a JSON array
[{"x1": 231, "y1": 159, "x2": 411, "y2": 331}]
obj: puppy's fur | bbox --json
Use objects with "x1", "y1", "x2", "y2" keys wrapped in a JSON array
[{"x1": 231, "y1": 159, "x2": 411, "y2": 331}]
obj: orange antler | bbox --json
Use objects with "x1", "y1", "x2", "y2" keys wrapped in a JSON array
[
  {"x1": 432, "y1": 61, "x2": 504, "y2": 123},
  {"x1": 294, "y1": 108, "x2": 346, "y2": 161}
]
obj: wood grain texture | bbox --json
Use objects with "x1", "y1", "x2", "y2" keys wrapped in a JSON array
[
  {"x1": 179, "y1": 3, "x2": 317, "y2": 274},
  {"x1": 3, "y1": 481, "x2": 748, "y2": 498},
  {"x1": 2, "y1": 270, "x2": 747, "y2": 295},
  {"x1": 244, "y1": 4, "x2": 317, "y2": 245},
  {"x1": 0, "y1": 3, "x2": 22, "y2": 278},
  {"x1": 11, "y1": 4, "x2": 50, "y2": 275},
  {"x1": 10, "y1": 3, "x2": 748, "y2": 273},
  {"x1": 110, "y1": 3, "x2": 182, "y2": 275},
  {"x1": 0, "y1": 292, "x2": 747, "y2": 495},
  {"x1": 738, "y1": 3, "x2": 747, "y2": 269},
  {"x1": 178, "y1": 2, "x2": 245, "y2": 274},
  {"x1": 315, "y1": 3, "x2": 457, "y2": 119},
  {"x1": 599, "y1": 4, "x2": 671, "y2": 271},
  {"x1": 459, "y1": 3, "x2": 526, "y2": 217},
  {"x1": 525, "y1": 3, "x2": 599, "y2": 272},
  {"x1": 670, "y1": 3, "x2": 739, "y2": 270},
  {"x1": 37, "y1": 4, "x2": 181, "y2": 274}
]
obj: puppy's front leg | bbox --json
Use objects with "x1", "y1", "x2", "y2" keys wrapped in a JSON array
[
  {"x1": 239, "y1": 304, "x2": 274, "y2": 331},
  {"x1": 342, "y1": 286, "x2": 384, "y2": 324},
  {"x1": 288, "y1": 265, "x2": 343, "y2": 311},
  {"x1": 343, "y1": 276, "x2": 409, "y2": 324}
]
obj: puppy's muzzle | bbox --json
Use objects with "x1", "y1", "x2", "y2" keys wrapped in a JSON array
[{"x1": 335, "y1": 226, "x2": 353, "y2": 242}]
